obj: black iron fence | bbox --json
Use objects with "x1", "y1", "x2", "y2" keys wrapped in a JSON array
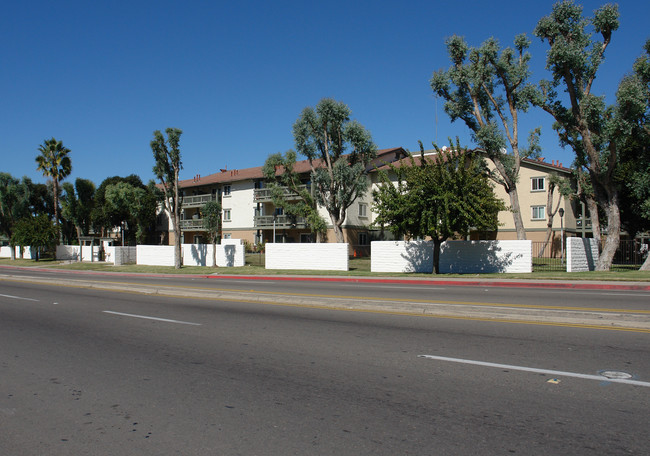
[{"x1": 532, "y1": 238, "x2": 647, "y2": 272}]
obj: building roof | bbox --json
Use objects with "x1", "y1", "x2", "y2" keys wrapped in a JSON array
[
  {"x1": 372, "y1": 149, "x2": 573, "y2": 174},
  {"x1": 178, "y1": 147, "x2": 408, "y2": 189}
]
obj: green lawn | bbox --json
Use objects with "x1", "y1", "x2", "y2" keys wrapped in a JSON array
[{"x1": 1, "y1": 255, "x2": 648, "y2": 281}]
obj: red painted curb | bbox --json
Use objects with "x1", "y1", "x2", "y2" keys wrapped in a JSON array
[{"x1": 1, "y1": 265, "x2": 648, "y2": 291}]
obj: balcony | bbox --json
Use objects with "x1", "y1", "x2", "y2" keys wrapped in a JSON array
[
  {"x1": 181, "y1": 194, "x2": 217, "y2": 208},
  {"x1": 179, "y1": 219, "x2": 205, "y2": 231},
  {"x1": 254, "y1": 215, "x2": 307, "y2": 229},
  {"x1": 254, "y1": 185, "x2": 309, "y2": 202}
]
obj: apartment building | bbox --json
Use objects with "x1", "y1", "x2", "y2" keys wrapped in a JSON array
[
  {"x1": 160, "y1": 147, "x2": 588, "y2": 253},
  {"x1": 163, "y1": 148, "x2": 408, "y2": 252}
]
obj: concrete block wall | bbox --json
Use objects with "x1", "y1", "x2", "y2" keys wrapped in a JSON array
[
  {"x1": 182, "y1": 243, "x2": 245, "y2": 267},
  {"x1": 566, "y1": 238, "x2": 599, "y2": 272},
  {"x1": 136, "y1": 245, "x2": 176, "y2": 266},
  {"x1": 114, "y1": 247, "x2": 137, "y2": 266},
  {"x1": 439, "y1": 240, "x2": 532, "y2": 274},
  {"x1": 56, "y1": 245, "x2": 80, "y2": 261},
  {"x1": 371, "y1": 241, "x2": 433, "y2": 273},
  {"x1": 266, "y1": 243, "x2": 349, "y2": 271}
]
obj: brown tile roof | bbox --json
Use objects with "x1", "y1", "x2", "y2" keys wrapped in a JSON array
[{"x1": 178, "y1": 147, "x2": 407, "y2": 189}]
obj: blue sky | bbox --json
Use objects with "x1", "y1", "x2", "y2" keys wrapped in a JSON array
[{"x1": 2, "y1": 0, "x2": 649, "y2": 186}]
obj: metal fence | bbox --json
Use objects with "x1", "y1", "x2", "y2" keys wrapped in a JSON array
[{"x1": 532, "y1": 239, "x2": 647, "y2": 272}]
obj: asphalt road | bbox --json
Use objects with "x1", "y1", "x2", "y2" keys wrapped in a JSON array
[{"x1": 1, "y1": 270, "x2": 649, "y2": 455}]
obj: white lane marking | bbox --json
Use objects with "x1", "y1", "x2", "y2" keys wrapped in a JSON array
[
  {"x1": 418, "y1": 354, "x2": 650, "y2": 387},
  {"x1": 102, "y1": 311, "x2": 201, "y2": 326},
  {"x1": 0, "y1": 293, "x2": 39, "y2": 302}
]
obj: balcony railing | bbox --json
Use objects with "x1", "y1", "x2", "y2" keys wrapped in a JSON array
[
  {"x1": 179, "y1": 219, "x2": 205, "y2": 231},
  {"x1": 254, "y1": 185, "x2": 308, "y2": 202},
  {"x1": 254, "y1": 215, "x2": 307, "y2": 229},
  {"x1": 181, "y1": 194, "x2": 217, "y2": 208}
]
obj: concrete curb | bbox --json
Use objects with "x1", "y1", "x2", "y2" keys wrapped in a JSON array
[{"x1": 1, "y1": 264, "x2": 649, "y2": 291}]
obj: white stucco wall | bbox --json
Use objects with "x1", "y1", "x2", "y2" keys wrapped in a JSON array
[
  {"x1": 265, "y1": 243, "x2": 349, "y2": 271},
  {"x1": 371, "y1": 241, "x2": 433, "y2": 273},
  {"x1": 439, "y1": 240, "x2": 533, "y2": 274},
  {"x1": 566, "y1": 237, "x2": 599, "y2": 272},
  {"x1": 182, "y1": 243, "x2": 245, "y2": 267},
  {"x1": 136, "y1": 245, "x2": 176, "y2": 266},
  {"x1": 0, "y1": 246, "x2": 34, "y2": 259}
]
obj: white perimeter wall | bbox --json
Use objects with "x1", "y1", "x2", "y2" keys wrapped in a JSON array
[
  {"x1": 566, "y1": 238, "x2": 599, "y2": 272},
  {"x1": 371, "y1": 241, "x2": 433, "y2": 273},
  {"x1": 439, "y1": 240, "x2": 532, "y2": 274},
  {"x1": 137, "y1": 245, "x2": 176, "y2": 266},
  {"x1": 265, "y1": 243, "x2": 349, "y2": 271},
  {"x1": 182, "y1": 243, "x2": 245, "y2": 267},
  {"x1": 0, "y1": 246, "x2": 35, "y2": 259}
]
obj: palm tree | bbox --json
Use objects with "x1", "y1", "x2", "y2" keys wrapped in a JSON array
[{"x1": 35, "y1": 138, "x2": 72, "y2": 232}]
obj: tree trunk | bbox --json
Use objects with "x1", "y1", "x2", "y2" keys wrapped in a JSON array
[
  {"x1": 596, "y1": 191, "x2": 621, "y2": 271},
  {"x1": 76, "y1": 226, "x2": 83, "y2": 262},
  {"x1": 585, "y1": 195, "x2": 601, "y2": 246},
  {"x1": 640, "y1": 249, "x2": 650, "y2": 271},
  {"x1": 212, "y1": 238, "x2": 217, "y2": 268},
  {"x1": 507, "y1": 187, "x2": 527, "y2": 240},
  {"x1": 537, "y1": 185, "x2": 562, "y2": 258},
  {"x1": 330, "y1": 213, "x2": 345, "y2": 243},
  {"x1": 9, "y1": 242, "x2": 16, "y2": 260},
  {"x1": 433, "y1": 238, "x2": 442, "y2": 274}
]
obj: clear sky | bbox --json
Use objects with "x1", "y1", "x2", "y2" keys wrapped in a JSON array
[{"x1": 2, "y1": 0, "x2": 649, "y2": 187}]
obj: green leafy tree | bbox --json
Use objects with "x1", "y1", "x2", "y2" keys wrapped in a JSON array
[
  {"x1": 0, "y1": 173, "x2": 32, "y2": 260},
  {"x1": 373, "y1": 142, "x2": 505, "y2": 273},
  {"x1": 201, "y1": 200, "x2": 222, "y2": 267},
  {"x1": 151, "y1": 128, "x2": 183, "y2": 268},
  {"x1": 616, "y1": 39, "x2": 650, "y2": 270},
  {"x1": 11, "y1": 214, "x2": 58, "y2": 260},
  {"x1": 104, "y1": 181, "x2": 158, "y2": 245},
  {"x1": 533, "y1": 1, "x2": 628, "y2": 270},
  {"x1": 35, "y1": 138, "x2": 72, "y2": 231},
  {"x1": 431, "y1": 34, "x2": 540, "y2": 240},
  {"x1": 61, "y1": 178, "x2": 96, "y2": 258},
  {"x1": 262, "y1": 150, "x2": 327, "y2": 242},
  {"x1": 292, "y1": 98, "x2": 377, "y2": 243},
  {"x1": 92, "y1": 175, "x2": 147, "y2": 237}
]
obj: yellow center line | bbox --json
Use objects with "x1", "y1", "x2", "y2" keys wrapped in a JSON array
[
  {"x1": 2, "y1": 277, "x2": 650, "y2": 334},
  {"x1": 78, "y1": 279, "x2": 650, "y2": 315}
]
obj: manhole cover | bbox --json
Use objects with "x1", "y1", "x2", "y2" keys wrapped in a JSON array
[{"x1": 600, "y1": 370, "x2": 633, "y2": 379}]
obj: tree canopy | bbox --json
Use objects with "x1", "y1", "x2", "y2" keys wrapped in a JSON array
[
  {"x1": 0, "y1": 173, "x2": 32, "y2": 259},
  {"x1": 373, "y1": 142, "x2": 505, "y2": 273},
  {"x1": 151, "y1": 128, "x2": 183, "y2": 268},
  {"x1": 430, "y1": 34, "x2": 540, "y2": 240},
  {"x1": 35, "y1": 137, "x2": 72, "y2": 231},
  {"x1": 262, "y1": 150, "x2": 327, "y2": 242},
  {"x1": 292, "y1": 98, "x2": 377, "y2": 243},
  {"x1": 533, "y1": 0, "x2": 624, "y2": 270},
  {"x1": 202, "y1": 200, "x2": 222, "y2": 267}
]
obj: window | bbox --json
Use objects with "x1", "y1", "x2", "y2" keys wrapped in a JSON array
[
  {"x1": 358, "y1": 203, "x2": 368, "y2": 218},
  {"x1": 532, "y1": 206, "x2": 546, "y2": 220},
  {"x1": 300, "y1": 233, "x2": 314, "y2": 243},
  {"x1": 531, "y1": 177, "x2": 545, "y2": 192},
  {"x1": 223, "y1": 233, "x2": 231, "y2": 240},
  {"x1": 222, "y1": 185, "x2": 231, "y2": 196},
  {"x1": 193, "y1": 235, "x2": 203, "y2": 244},
  {"x1": 359, "y1": 232, "x2": 369, "y2": 245},
  {"x1": 223, "y1": 209, "x2": 231, "y2": 222}
]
